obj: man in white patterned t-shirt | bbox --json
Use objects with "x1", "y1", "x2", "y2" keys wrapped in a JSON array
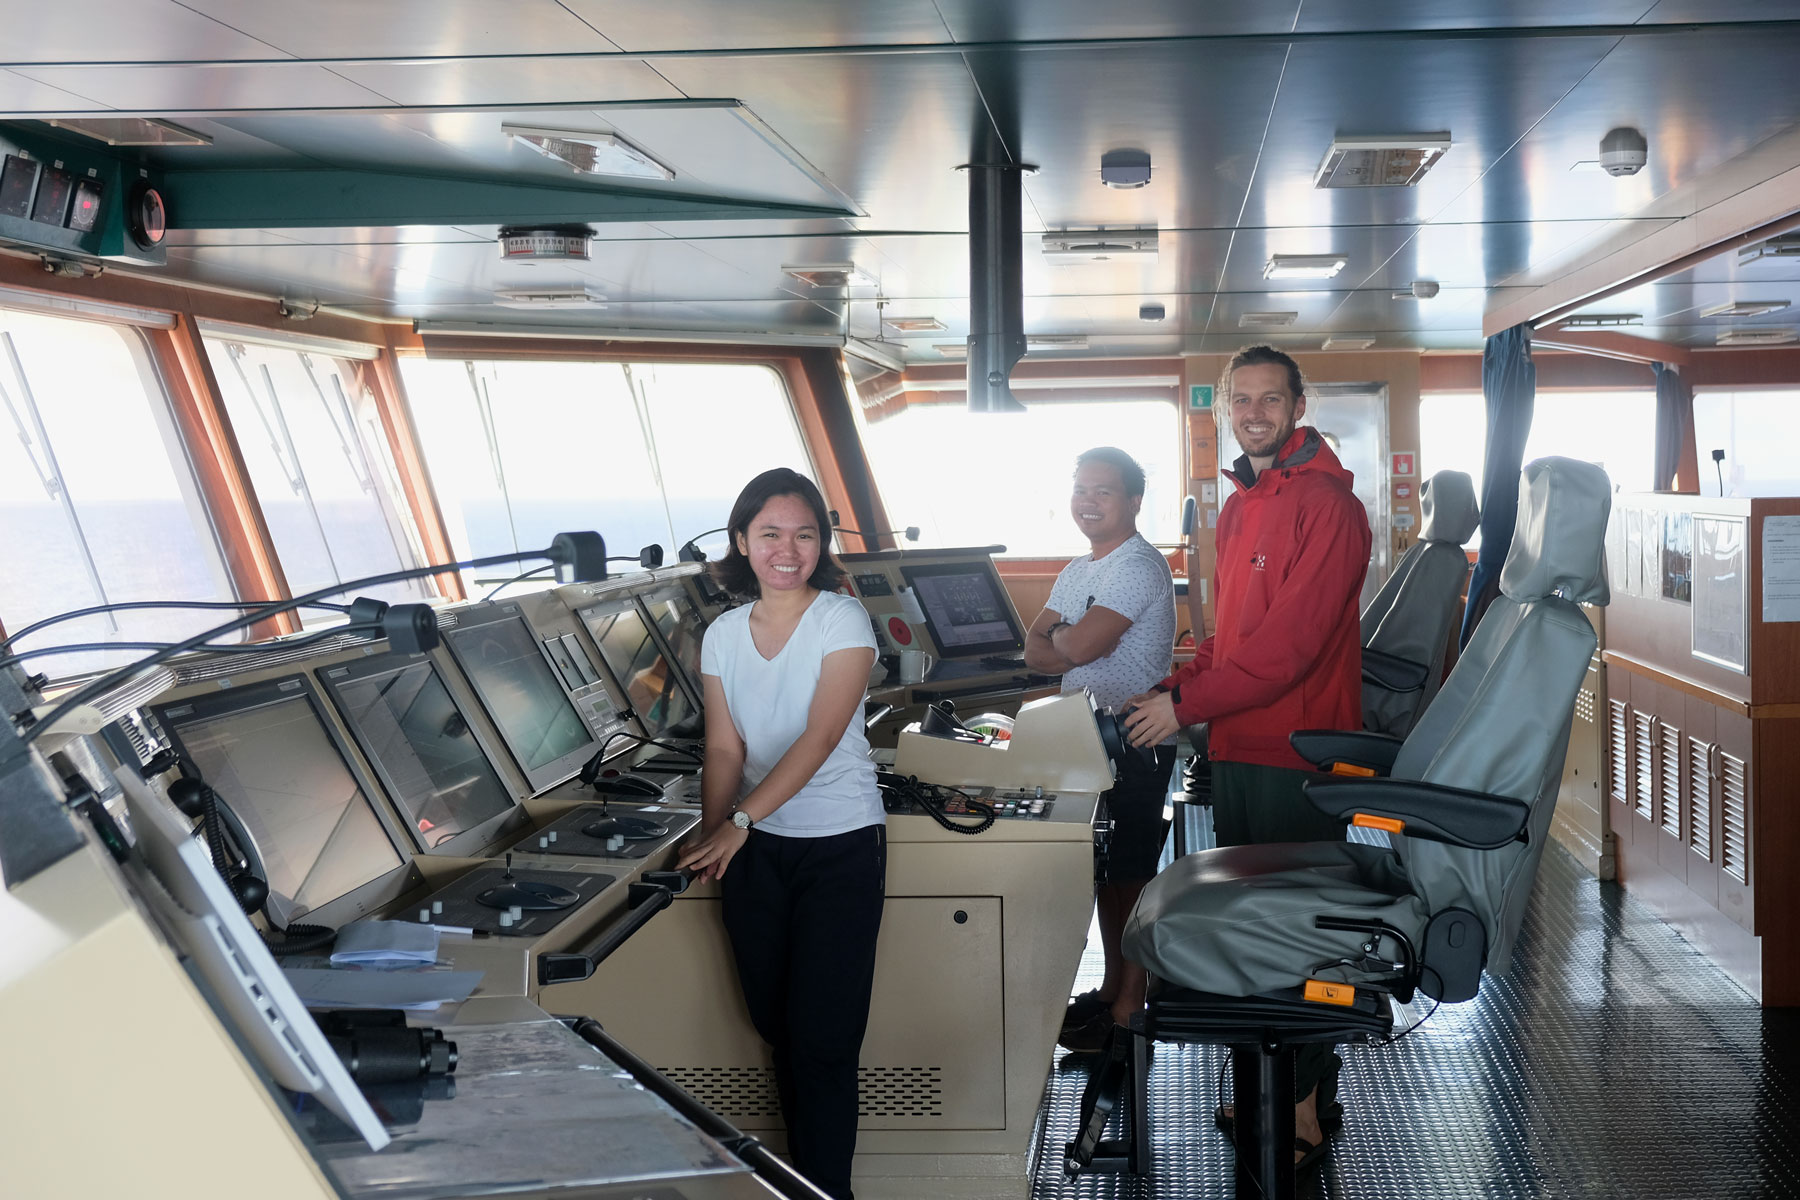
[{"x1": 1023, "y1": 446, "x2": 1176, "y2": 1050}]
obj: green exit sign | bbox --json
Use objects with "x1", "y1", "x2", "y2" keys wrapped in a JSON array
[{"x1": 1189, "y1": 384, "x2": 1214, "y2": 411}]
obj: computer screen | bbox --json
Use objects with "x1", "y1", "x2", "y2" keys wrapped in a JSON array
[
  {"x1": 151, "y1": 676, "x2": 407, "y2": 930},
  {"x1": 319, "y1": 653, "x2": 516, "y2": 853},
  {"x1": 440, "y1": 607, "x2": 599, "y2": 791},
  {"x1": 579, "y1": 598, "x2": 702, "y2": 740},
  {"x1": 640, "y1": 584, "x2": 706, "y2": 695},
  {"x1": 898, "y1": 562, "x2": 1026, "y2": 658}
]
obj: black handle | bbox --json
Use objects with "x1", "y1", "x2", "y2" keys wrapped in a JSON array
[
  {"x1": 537, "y1": 871, "x2": 691, "y2": 986},
  {"x1": 560, "y1": 1016, "x2": 833, "y2": 1200}
]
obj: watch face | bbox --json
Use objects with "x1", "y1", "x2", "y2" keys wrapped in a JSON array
[{"x1": 732, "y1": 810, "x2": 751, "y2": 829}]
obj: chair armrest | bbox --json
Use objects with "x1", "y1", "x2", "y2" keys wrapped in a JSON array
[
  {"x1": 1289, "y1": 729, "x2": 1405, "y2": 776},
  {"x1": 1361, "y1": 647, "x2": 1430, "y2": 693},
  {"x1": 1302, "y1": 776, "x2": 1531, "y2": 850}
]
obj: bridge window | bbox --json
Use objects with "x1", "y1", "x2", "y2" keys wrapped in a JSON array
[
  {"x1": 1420, "y1": 389, "x2": 1658, "y2": 543},
  {"x1": 205, "y1": 338, "x2": 429, "y2": 612},
  {"x1": 0, "y1": 308, "x2": 233, "y2": 676},
  {"x1": 398, "y1": 358, "x2": 811, "y2": 593},
  {"x1": 856, "y1": 399, "x2": 1183, "y2": 556},
  {"x1": 1693, "y1": 388, "x2": 1800, "y2": 497}
]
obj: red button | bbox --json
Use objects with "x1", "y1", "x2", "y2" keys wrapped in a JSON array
[{"x1": 887, "y1": 617, "x2": 913, "y2": 647}]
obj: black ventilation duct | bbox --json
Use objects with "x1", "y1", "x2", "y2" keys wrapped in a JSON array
[{"x1": 965, "y1": 161, "x2": 1027, "y2": 414}]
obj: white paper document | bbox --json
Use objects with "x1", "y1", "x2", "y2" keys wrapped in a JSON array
[
  {"x1": 1762, "y1": 514, "x2": 1800, "y2": 623},
  {"x1": 330, "y1": 919, "x2": 440, "y2": 967}
]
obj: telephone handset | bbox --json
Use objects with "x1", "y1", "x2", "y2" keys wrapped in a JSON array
[{"x1": 166, "y1": 772, "x2": 268, "y2": 915}]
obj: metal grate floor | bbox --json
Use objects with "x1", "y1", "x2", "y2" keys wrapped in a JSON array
[{"x1": 1029, "y1": 811, "x2": 1800, "y2": 1199}]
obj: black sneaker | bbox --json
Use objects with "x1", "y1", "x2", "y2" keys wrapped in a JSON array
[
  {"x1": 1061, "y1": 989, "x2": 1109, "y2": 1034},
  {"x1": 1057, "y1": 1010, "x2": 1118, "y2": 1054}
]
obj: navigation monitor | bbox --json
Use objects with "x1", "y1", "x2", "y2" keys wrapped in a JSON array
[
  {"x1": 898, "y1": 561, "x2": 1026, "y2": 659},
  {"x1": 578, "y1": 596, "x2": 703, "y2": 740},
  {"x1": 319, "y1": 652, "x2": 516, "y2": 855},
  {"x1": 439, "y1": 603, "x2": 602, "y2": 793},
  {"x1": 151, "y1": 675, "x2": 408, "y2": 930},
  {"x1": 638, "y1": 581, "x2": 707, "y2": 697}
]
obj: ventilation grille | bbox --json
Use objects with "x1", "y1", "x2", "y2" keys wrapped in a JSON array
[
  {"x1": 1607, "y1": 700, "x2": 1630, "y2": 804},
  {"x1": 1574, "y1": 687, "x2": 1596, "y2": 725},
  {"x1": 1721, "y1": 752, "x2": 1749, "y2": 885},
  {"x1": 659, "y1": 1066, "x2": 945, "y2": 1120},
  {"x1": 1689, "y1": 739, "x2": 1714, "y2": 862},
  {"x1": 1658, "y1": 724, "x2": 1683, "y2": 839},
  {"x1": 1632, "y1": 712, "x2": 1656, "y2": 822}
]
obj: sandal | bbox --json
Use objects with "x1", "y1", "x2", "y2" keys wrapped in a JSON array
[{"x1": 1061, "y1": 989, "x2": 1109, "y2": 1033}]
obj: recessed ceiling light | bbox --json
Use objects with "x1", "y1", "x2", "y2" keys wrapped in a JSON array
[
  {"x1": 1738, "y1": 235, "x2": 1800, "y2": 265},
  {"x1": 882, "y1": 316, "x2": 946, "y2": 333},
  {"x1": 503, "y1": 124, "x2": 674, "y2": 181},
  {"x1": 1315, "y1": 135, "x2": 1451, "y2": 189},
  {"x1": 782, "y1": 262, "x2": 876, "y2": 288},
  {"x1": 1239, "y1": 312, "x2": 1299, "y2": 329},
  {"x1": 934, "y1": 342, "x2": 968, "y2": 358},
  {"x1": 493, "y1": 287, "x2": 606, "y2": 309},
  {"x1": 1026, "y1": 334, "x2": 1089, "y2": 348},
  {"x1": 1716, "y1": 327, "x2": 1797, "y2": 345},
  {"x1": 1322, "y1": 337, "x2": 1376, "y2": 350},
  {"x1": 1042, "y1": 229, "x2": 1158, "y2": 263},
  {"x1": 48, "y1": 117, "x2": 211, "y2": 147},
  {"x1": 1700, "y1": 299, "x2": 1791, "y2": 319},
  {"x1": 1559, "y1": 313, "x2": 1643, "y2": 327},
  {"x1": 1265, "y1": 254, "x2": 1348, "y2": 280}
]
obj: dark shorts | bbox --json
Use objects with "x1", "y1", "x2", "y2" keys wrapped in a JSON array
[{"x1": 1098, "y1": 744, "x2": 1178, "y2": 883}]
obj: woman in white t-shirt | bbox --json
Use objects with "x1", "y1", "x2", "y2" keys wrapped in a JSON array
[{"x1": 678, "y1": 467, "x2": 883, "y2": 1200}]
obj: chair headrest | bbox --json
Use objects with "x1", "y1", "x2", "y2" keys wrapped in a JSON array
[
  {"x1": 1418, "y1": 470, "x2": 1479, "y2": 544},
  {"x1": 1500, "y1": 457, "x2": 1612, "y2": 605}
]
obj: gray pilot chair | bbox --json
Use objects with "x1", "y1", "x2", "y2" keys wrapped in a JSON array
[
  {"x1": 1360, "y1": 469, "x2": 1480, "y2": 737},
  {"x1": 1066, "y1": 457, "x2": 1611, "y2": 1198}
]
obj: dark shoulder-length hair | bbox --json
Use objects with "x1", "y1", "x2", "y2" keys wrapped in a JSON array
[{"x1": 710, "y1": 468, "x2": 847, "y2": 597}]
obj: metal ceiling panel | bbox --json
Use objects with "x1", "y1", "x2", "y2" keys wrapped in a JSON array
[
  {"x1": 1428, "y1": 29, "x2": 1800, "y2": 227},
  {"x1": 957, "y1": 41, "x2": 1291, "y2": 234},
  {"x1": 329, "y1": 58, "x2": 684, "y2": 108},
  {"x1": 935, "y1": 1, "x2": 1300, "y2": 41},
  {"x1": 8, "y1": 64, "x2": 395, "y2": 113},
  {"x1": 1563, "y1": 277, "x2": 1800, "y2": 326},
  {"x1": 406, "y1": 296, "x2": 844, "y2": 335},
  {"x1": 1639, "y1": 0, "x2": 1800, "y2": 21},
  {"x1": 172, "y1": 0, "x2": 622, "y2": 58},
  {"x1": 1293, "y1": 1, "x2": 1658, "y2": 31},
  {"x1": 1369, "y1": 218, "x2": 1676, "y2": 290},
  {"x1": 1322, "y1": 286, "x2": 1527, "y2": 333},
  {"x1": 0, "y1": 70, "x2": 107, "y2": 114},
  {"x1": 0, "y1": 2, "x2": 282, "y2": 64},
  {"x1": 559, "y1": 0, "x2": 951, "y2": 52},
  {"x1": 1233, "y1": 34, "x2": 1621, "y2": 232},
  {"x1": 1211, "y1": 223, "x2": 1419, "y2": 293},
  {"x1": 1659, "y1": 246, "x2": 1800, "y2": 288},
  {"x1": 646, "y1": 52, "x2": 983, "y2": 232}
]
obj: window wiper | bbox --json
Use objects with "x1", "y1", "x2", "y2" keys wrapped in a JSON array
[{"x1": 299, "y1": 352, "x2": 374, "y2": 494}]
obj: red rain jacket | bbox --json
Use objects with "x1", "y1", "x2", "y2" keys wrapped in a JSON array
[{"x1": 1158, "y1": 427, "x2": 1370, "y2": 771}]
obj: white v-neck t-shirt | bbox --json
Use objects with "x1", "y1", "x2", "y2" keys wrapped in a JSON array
[{"x1": 700, "y1": 589, "x2": 883, "y2": 837}]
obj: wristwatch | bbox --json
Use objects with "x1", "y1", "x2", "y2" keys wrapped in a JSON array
[{"x1": 731, "y1": 810, "x2": 755, "y2": 831}]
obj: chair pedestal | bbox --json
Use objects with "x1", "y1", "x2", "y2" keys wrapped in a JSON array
[{"x1": 1066, "y1": 984, "x2": 1393, "y2": 1199}]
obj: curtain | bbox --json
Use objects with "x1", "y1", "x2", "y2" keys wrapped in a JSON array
[
  {"x1": 1651, "y1": 361, "x2": 1695, "y2": 492},
  {"x1": 1460, "y1": 323, "x2": 1536, "y2": 648}
]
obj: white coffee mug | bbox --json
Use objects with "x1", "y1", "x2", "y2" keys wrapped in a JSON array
[{"x1": 899, "y1": 649, "x2": 935, "y2": 684}]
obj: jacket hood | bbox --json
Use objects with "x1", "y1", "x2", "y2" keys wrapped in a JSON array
[{"x1": 1227, "y1": 426, "x2": 1356, "y2": 493}]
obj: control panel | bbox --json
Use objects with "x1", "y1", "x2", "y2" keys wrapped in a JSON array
[
  {"x1": 882, "y1": 785, "x2": 1059, "y2": 820},
  {"x1": 0, "y1": 127, "x2": 167, "y2": 264},
  {"x1": 410, "y1": 865, "x2": 615, "y2": 936},
  {"x1": 509, "y1": 804, "x2": 698, "y2": 861}
]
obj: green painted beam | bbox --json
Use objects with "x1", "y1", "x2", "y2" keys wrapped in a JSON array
[{"x1": 159, "y1": 167, "x2": 853, "y2": 229}]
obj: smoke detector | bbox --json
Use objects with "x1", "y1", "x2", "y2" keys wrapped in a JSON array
[
  {"x1": 1100, "y1": 148, "x2": 1152, "y2": 189},
  {"x1": 1598, "y1": 127, "x2": 1648, "y2": 177},
  {"x1": 1391, "y1": 280, "x2": 1440, "y2": 300}
]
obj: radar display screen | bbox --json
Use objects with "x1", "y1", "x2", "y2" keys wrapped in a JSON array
[{"x1": 898, "y1": 562, "x2": 1025, "y2": 658}]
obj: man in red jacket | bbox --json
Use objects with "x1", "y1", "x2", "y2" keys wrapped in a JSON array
[{"x1": 1123, "y1": 343, "x2": 1371, "y2": 1163}]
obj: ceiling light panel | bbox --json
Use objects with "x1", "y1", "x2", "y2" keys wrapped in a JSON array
[
  {"x1": 1041, "y1": 230, "x2": 1158, "y2": 263},
  {"x1": 47, "y1": 118, "x2": 211, "y2": 147},
  {"x1": 1737, "y1": 235, "x2": 1800, "y2": 265},
  {"x1": 1322, "y1": 337, "x2": 1376, "y2": 350},
  {"x1": 1264, "y1": 254, "x2": 1348, "y2": 280},
  {"x1": 1716, "y1": 327, "x2": 1797, "y2": 345},
  {"x1": 493, "y1": 287, "x2": 606, "y2": 309},
  {"x1": 882, "y1": 316, "x2": 946, "y2": 333},
  {"x1": 1700, "y1": 300, "x2": 1791, "y2": 319},
  {"x1": 1559, "y1": 313, "x2": 1642, "y2": 327},
  {"x1": 782, "y1": 262, "x2": 875, "y2": 288},
  {"x1": 1239, "y1": 312, "x2": 1299, "y2": 329},
  {"x1": 503, "y1": 124, "x2": 673, "y2": 180},
  {"x1": 1314, "y1": 135, "x2": 1452, "y2": 189}
]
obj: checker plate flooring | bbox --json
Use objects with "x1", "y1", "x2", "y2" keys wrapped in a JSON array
[{"x1": 1028, "y1": 812, "x2": 1800, "y2": 1199}]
